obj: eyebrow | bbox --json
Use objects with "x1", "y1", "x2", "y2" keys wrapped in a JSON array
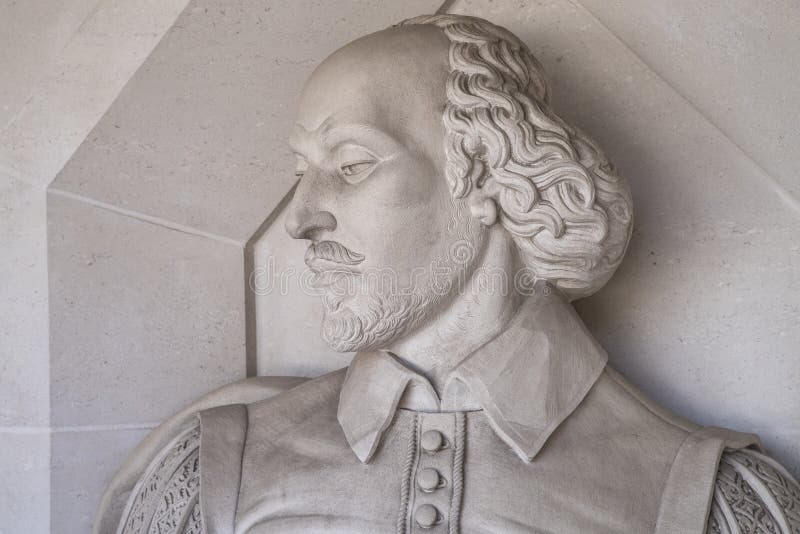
[{"x1": 290, "y1": 118, "x2": 401, "y2": 155}]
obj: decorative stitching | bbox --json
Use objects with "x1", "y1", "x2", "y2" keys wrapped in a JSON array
[
  {"x1": 397, "y1": 413, "x2": 420, "y2": 534},
  {"x1": 449, "y1": 412, "x2": 466, "y2": 534}
]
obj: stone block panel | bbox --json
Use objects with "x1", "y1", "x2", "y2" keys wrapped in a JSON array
[
  {"x1": 0, "y1": 432, "x2": 50, "y2": 534},
  {"x1": 50, "y1": 427, "x2": 151, "y2": 534},
  {"x1": 0, "y1": 0, "x2": 192, "y2": 186},
  {"x1": 48, "y1": 192, "x2": 246, "y2": 426},
  {"x1": 576, "y1": 0, "x2": 800, "y2": 199},
  {"x1": 0, "y1": 0, "x2": 99, "y2": 130},
  {"x1": 0, "y1": 174, "x2": 49, "y2": 426}
]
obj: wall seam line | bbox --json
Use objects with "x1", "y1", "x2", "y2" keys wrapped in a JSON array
[
  {"x1": 0, "y1": 0, "x2": 105, "y2": 136},
  {"x1": 1, "y1": 422, "x2": 159, "y2": 434},
  {"x1": 48, "y1": 187, "x2": 246, "y2": 247},
  {"x1": 243, "y1": 179, "x2": 299, "y2": 377},
  {"x1": 567, "y1": 0, "x2": 800, "y2": 218}
]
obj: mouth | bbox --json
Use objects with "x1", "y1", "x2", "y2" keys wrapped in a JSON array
[{"x1": 304, "y1": 240, "x2": 365, "y2": 275}]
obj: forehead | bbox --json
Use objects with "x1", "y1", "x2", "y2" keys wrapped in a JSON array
[{"x1": 293, "y1": 25, "x2": 450, "y2": 149}]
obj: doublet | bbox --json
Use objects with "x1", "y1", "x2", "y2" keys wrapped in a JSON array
[{"x1": 106, "y1": 294, "x2": 800, "y2": 534}]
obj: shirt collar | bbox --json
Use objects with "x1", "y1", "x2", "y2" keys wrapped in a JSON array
[{"x1": 337, "y1": 283, "x2": 608, "y2": 464}]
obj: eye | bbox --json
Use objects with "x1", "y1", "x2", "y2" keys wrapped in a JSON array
[
  {"x1": 294, "y1": 155, "x2": 308, "y2": 178},
  {"x1": 339, "y1": 160, "x2": 375, "y2": 180},
  {"x1": 335, "y1": 144, "x2": 378, "y2": 184}
]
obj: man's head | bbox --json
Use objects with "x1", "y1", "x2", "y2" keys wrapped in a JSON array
[{"x1": 285, "y1": 15, "x2": 632, "y2": 353}]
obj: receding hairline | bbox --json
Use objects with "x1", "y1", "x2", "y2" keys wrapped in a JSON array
[{"x1": 296, "y1": 24, "x2": 451, "y2": 133}]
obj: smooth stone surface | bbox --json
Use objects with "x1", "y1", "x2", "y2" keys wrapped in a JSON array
[
  {"x1": 417, "y1": 468, "x2": 442, "y2": 492},
  {"x1": 420, "y1": 429, "x2": 445, "y2": 453},
  {"x1": 451, "y1": 0, "x2": 800, "y2": 475},
  {"x1": 0, "y1": 0, "x2": 99, "y2": 130},
  {"x1": 0, "y1": 174, "x2": 49, "y2": 426},
  {"x1": 415, "y1": 503, "x2": 439, "y2": 528},
  {"x1": 0, "y1": 0, "x2": 192, "y2": 186},
  {"x1": 51, "y1": 0, "x2": 440, "y2": 242},
  {"x1": 577, "y1": 0, "x2": 800, "y2": 200},
  {"x1": 0, "y1": 432, "x2": 50, "y2": 534},
  {"x1": 48, "y1": 192, "x2": 246, "y2": 426},
  {"x1": 51, "y1": 428, "x2": 151, "y2": 534}
]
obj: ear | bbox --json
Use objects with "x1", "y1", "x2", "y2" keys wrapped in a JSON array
[{"x1": 466, "y1": 176, "x2": 499, "y2": 226}]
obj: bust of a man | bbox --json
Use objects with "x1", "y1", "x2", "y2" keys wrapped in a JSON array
[{"x1": 97, "y1": 15, "x2": 799, "y2": 534}]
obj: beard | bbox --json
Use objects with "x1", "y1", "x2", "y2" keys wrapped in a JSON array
[
  {"x1": 312, "y1": 206, "x2": 484, "y2": 353},
  {"x1": 320, "y1": 285, "x2": 435, "y2": 352}
]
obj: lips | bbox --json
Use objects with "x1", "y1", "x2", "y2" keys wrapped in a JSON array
[{"x1": 304, "y1": 240, "x2": 365, "y2": 274}]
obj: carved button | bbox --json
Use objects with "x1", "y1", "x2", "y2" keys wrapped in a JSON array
[
  {"x1": 415, "y1": 504, "x2": 439, "y2": 529},
  {"x1": 420, "y1": 430, "x2": 445, "y2": 453},
  {"x1": 417, "y1": 467, "x2": 442, "y2": 492}
]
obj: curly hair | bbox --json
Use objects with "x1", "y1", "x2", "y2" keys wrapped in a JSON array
[{"x1": 398, "y1": 14, "x2": 633, "y2": 299}]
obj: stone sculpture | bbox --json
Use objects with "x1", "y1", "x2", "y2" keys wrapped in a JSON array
[{"x1": 96, "y1": 14, "x2": 800, "y2": 534}]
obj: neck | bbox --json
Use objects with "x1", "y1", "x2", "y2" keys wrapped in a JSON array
[{"x1": 385, "y1": 226, "x2": 525, "y2": 394}]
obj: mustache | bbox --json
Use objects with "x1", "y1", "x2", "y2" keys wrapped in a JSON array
[{"x1": 305, "y1": 240, "x2": 365, "y2": 270}]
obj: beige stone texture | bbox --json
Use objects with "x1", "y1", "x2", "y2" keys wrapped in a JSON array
[
  {"x1": 0, "y1": 0, "x2": 100, "y2": 130},
  {"x1": 48, "y1": 192, "x2": 246, "y2": 426},
  {"x1": 0, "y1": 173, "x2": 49, "y2": 427},
  {"x1": 51, "y1": 428, "x2": 151, "y2": 534},
  {"x1": 0, "y1": 0, "x2": 192, "y2": 186},
  {"x1": 575, "y1": 0, "x2": 800, "y2": 201},
  {"x1": 0, "y1": 432, "x2": 50, "y2": 534}
]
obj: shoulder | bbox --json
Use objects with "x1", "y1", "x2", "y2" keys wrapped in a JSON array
[
  {"x1": 592, "y1": 367, "x2": 798, "y2": 533},
  {"x1": 242, "y1": 368, "x2": 348, "y2": 458},
  {"x1": 707, "y1": 448, "x2": 800, "y2": 533},
  {"x1": 95, "y1": 375, "x2": 310, "y2": 534},
  {"x1": 566, "y1": 366, "x2": 698, "y2": 453},
  {"x1": 246, "y1": 367, "x2": 347, "y2": 423}
]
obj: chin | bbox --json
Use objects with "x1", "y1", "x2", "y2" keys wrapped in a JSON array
[
  {"x1": 317, "y1": 270, "x2": 461, "y2": 353},
  {"x1": 319, "y1": 295, "x2": 417, "y2": 353},
  {"x1": 320, "y1": 309, "x2": 396, "y2": 353}
]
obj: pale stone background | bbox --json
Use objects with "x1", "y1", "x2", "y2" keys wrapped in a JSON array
[{"x1": 1, "y1": 0, "x2": 798, "y2": 532}]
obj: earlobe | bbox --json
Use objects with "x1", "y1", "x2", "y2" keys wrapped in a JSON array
[{"x1": 468, "y1": 186, "x2": 499, "y2": 226}]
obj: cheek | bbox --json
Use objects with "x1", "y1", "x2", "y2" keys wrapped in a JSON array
[
  {"x1": 334, "y1": 156, "x2": 454, "y2": 266},
  {"x1": 370, "y1": 153, "x2": 441, "y2": 207}
]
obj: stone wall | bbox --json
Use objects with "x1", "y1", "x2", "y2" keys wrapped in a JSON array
[{"x1": 1, "y1": 1, "x2": 798, "y2": 532}]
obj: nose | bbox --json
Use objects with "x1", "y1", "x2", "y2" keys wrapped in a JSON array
[{"x1": 284, "y1": 184, "x2": 337, "y2": 240}]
